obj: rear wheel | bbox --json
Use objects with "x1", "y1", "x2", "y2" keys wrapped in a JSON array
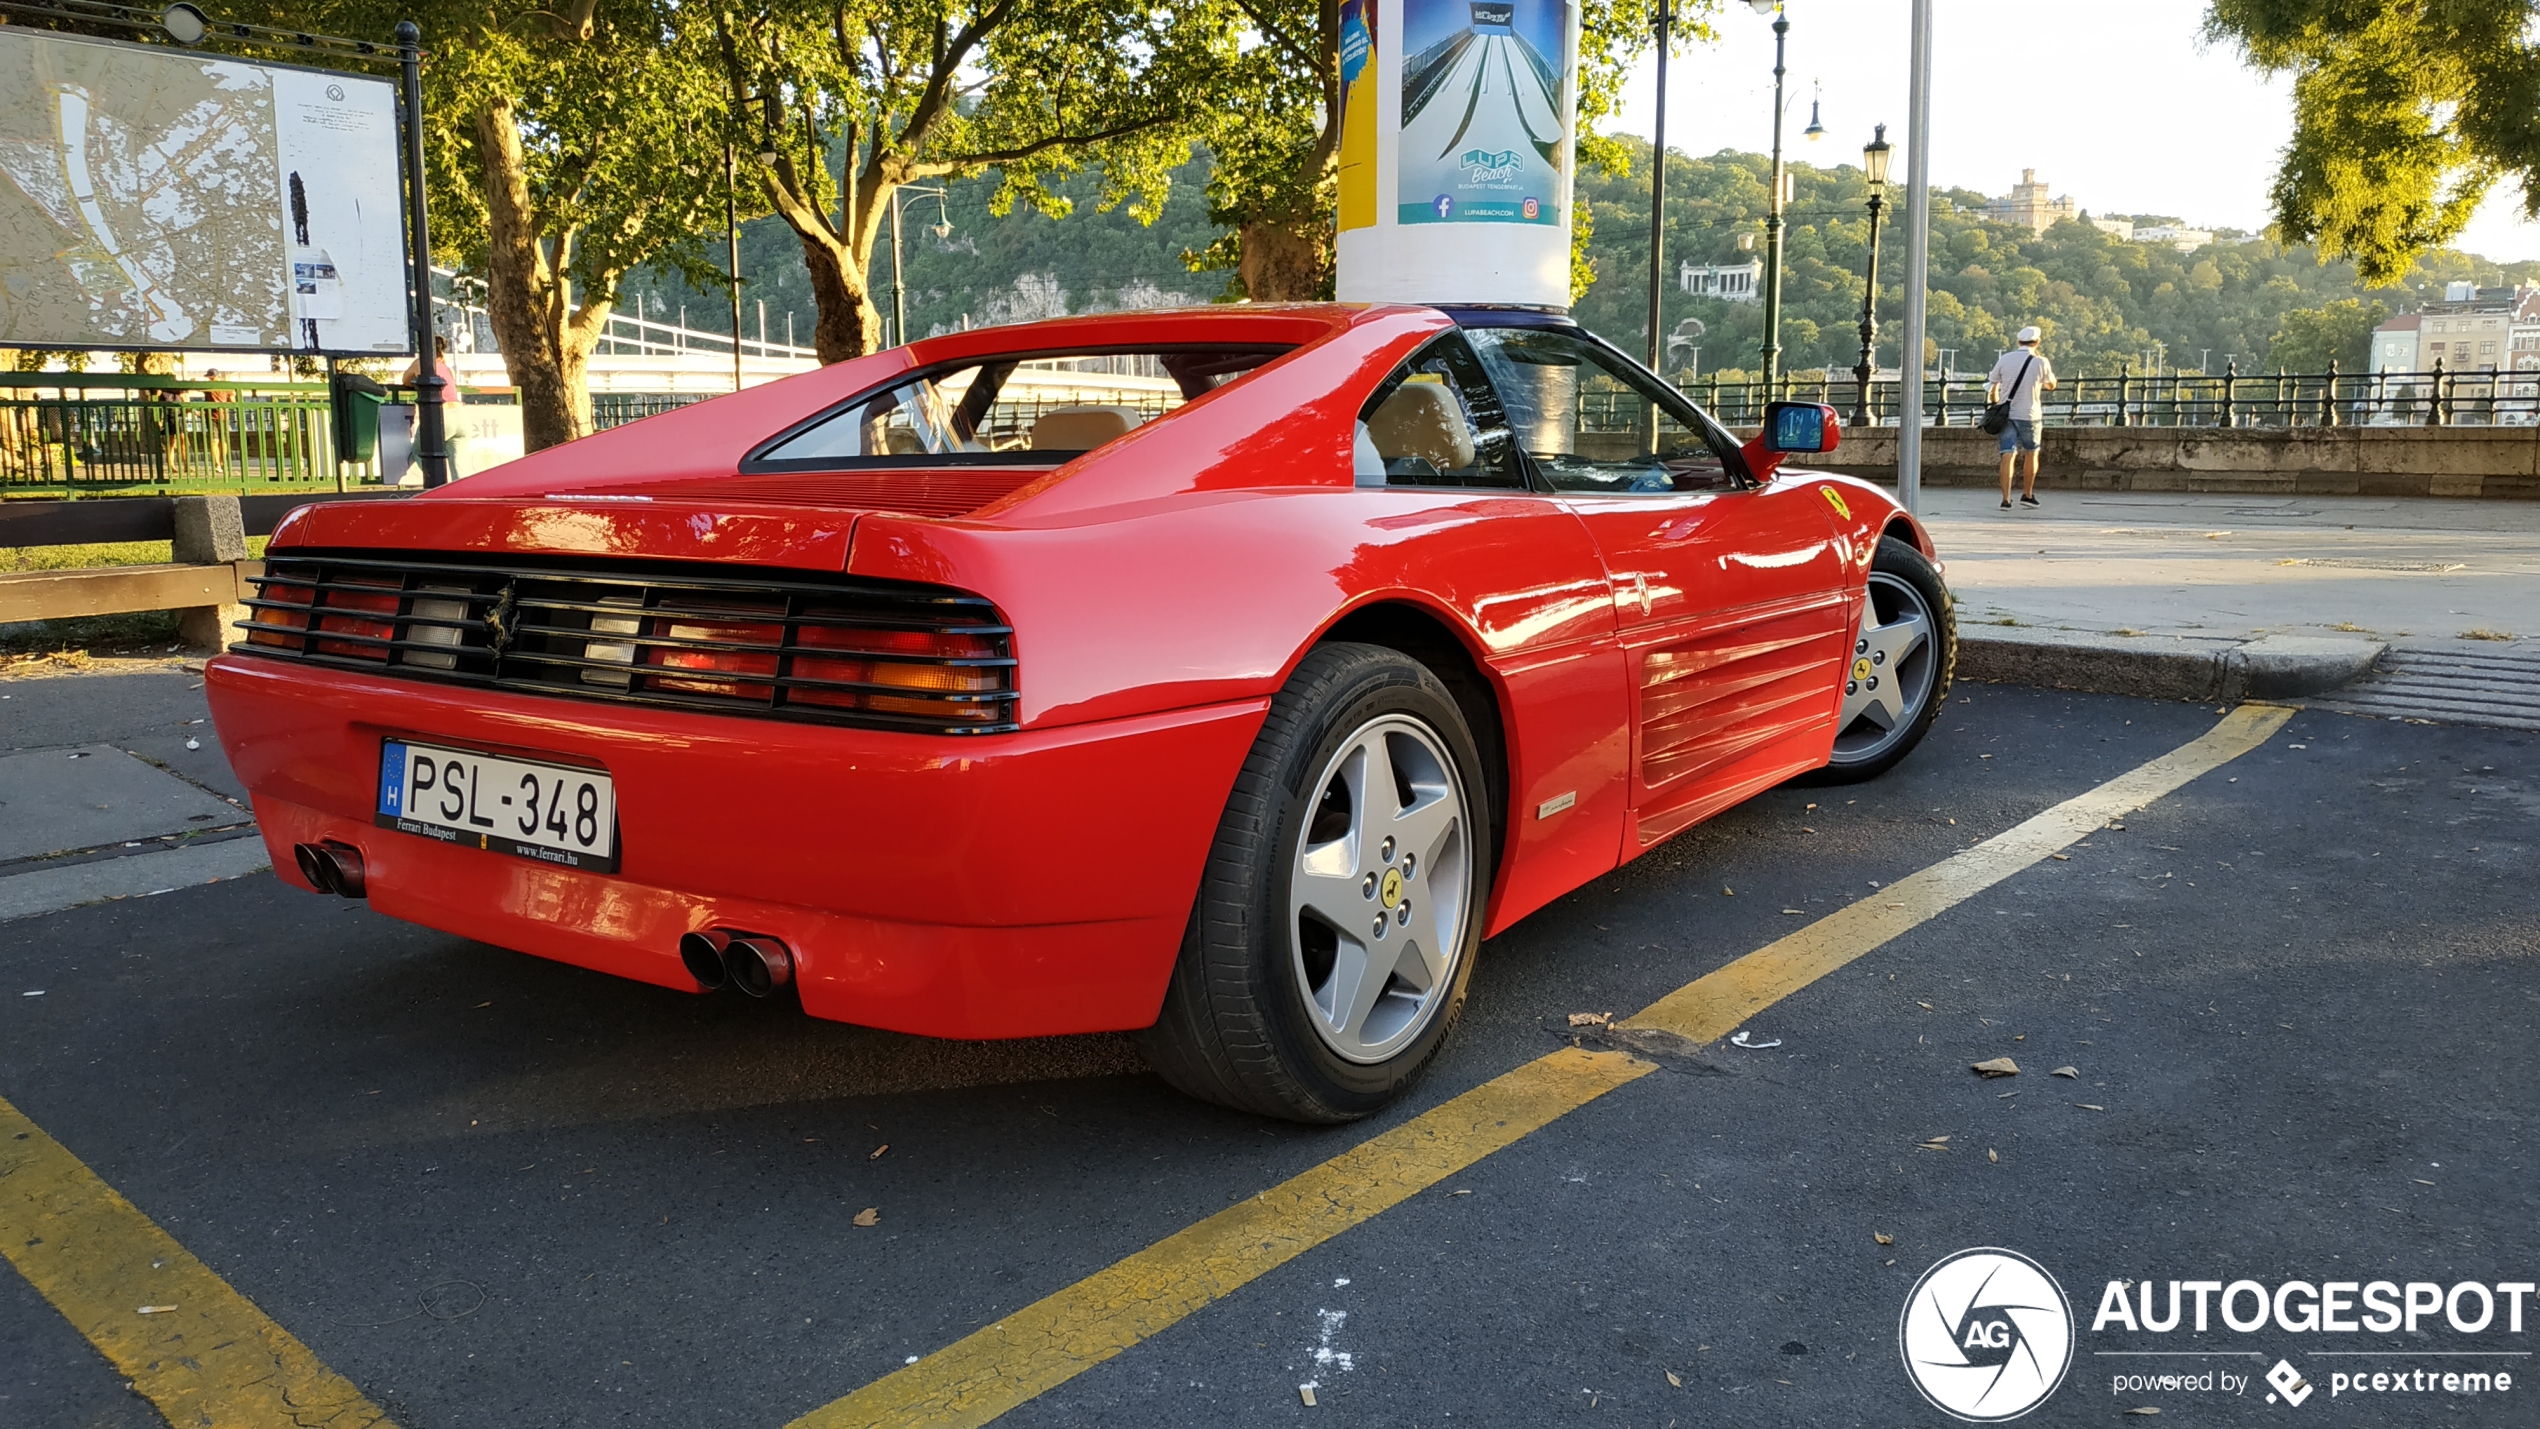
[
  {"x1": 1805, "y1": 535, "x2": 1955, "y2": 784},
  {"x1": 1138, "y1": 643, "x2": 1490, "y2": 1123}
]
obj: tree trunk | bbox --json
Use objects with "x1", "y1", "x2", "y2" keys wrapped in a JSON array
[
  {"x1": 795, "y1": 227, "x2": 887, "y2": 364},
  {"x1": 474, "y1": 99, "x2": 603, "y2": 452},
  {"x1": 1237, "y1": 218, "x2": 1329, "y2": 301}
]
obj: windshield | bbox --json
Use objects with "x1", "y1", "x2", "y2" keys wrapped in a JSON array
[
  {"x1": 1461, "y1": 325, "x2": 1741, "y2": 494},
  {"x1": 749, "y1": 346, "x2": 1291, "y2": 469}
]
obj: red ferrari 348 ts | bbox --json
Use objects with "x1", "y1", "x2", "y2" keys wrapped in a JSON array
[{"x1": 208, "y1": 303, "x2": 1954, "y2": 1122}]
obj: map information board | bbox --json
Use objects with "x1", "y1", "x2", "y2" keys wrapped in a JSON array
[{"x1": 0, "y1": 28, "x2": 409, "y2": 355}]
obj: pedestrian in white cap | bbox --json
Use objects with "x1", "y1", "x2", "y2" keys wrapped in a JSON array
[{"x1": 1986, "y1": 325, "x2": 2057, "y2": 509}]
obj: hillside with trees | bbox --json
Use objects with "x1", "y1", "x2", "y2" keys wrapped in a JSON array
[{"x1": 622, "y1": 141, "x2": 2540, "y2": 380}]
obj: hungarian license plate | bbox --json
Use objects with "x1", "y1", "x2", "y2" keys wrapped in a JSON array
[{"x1": 376, "y1": 740, "x2": 618, "y2": 872}]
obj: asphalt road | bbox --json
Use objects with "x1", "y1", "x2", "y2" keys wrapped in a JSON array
[{"x1": 1, "y1": 673, "x2": 2532, "y2": 1428}]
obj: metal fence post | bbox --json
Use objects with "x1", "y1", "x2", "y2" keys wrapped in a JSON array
[
  {"x1": 2222, "y1": 361, "x2": 2238, "y2": 427},
  {"x1": 2323, "y1": 359, "x2": 2339, "y2": 427},
  {"x1": 2433, "y1": 360, "x2": 2448, "y2": 426}
]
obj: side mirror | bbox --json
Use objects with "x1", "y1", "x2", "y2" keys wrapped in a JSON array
[{"x1": 1763, "y1": 401, "x2": 1841, "y2": 454}]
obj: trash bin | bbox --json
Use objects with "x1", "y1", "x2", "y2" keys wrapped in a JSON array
[{"x1": 330, "y1": 372, "x2": 387, "y2": 462}]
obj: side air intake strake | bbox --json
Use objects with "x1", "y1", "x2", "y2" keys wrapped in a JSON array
[{"x1": 237, "y1": 553, "x2": 1018, "y2": 734}]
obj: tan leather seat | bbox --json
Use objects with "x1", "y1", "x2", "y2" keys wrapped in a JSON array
[
  {"x1": 1029, "y1": 406, "x2": 1141, "y2": 451},
  {"x1": 1367, "y1": 381, "x2": 1475, "y2": 472}
]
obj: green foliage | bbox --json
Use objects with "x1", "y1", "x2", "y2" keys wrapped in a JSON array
[
  {"x1": 2266, "y1": 298, "x2": 2388, "y2": 373},
  {"x1": 2205, "y1": 0, "x2": 2540, "y2": 284},
  {"x1": 1569, "y1": 138, "x2": 2539, "y2": 377},
  {"x1": 627, "y1": 156, "x2": 1225, "y2": 343}
]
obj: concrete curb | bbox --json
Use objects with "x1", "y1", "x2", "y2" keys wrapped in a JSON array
[{"x1": 1958, "y1": 627, "x2": 2384, "y2": 703}]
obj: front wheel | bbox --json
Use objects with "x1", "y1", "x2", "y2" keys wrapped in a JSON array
[
  {"x1": 1804, "y1": 535, "x2": 1955, "y2": 784},
  {"x1": 1138, "y1": 643, "x2": 1491, "y2": 1123}
]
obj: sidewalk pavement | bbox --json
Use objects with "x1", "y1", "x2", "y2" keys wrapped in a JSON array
[{"x1": 1920, "y1": 488, "x2": 2540, "y2": 726}]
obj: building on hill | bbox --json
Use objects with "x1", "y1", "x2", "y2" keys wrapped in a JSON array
[
  {"x1": 2131, "y1": 225, "x2": 2213, "y2": 252},
  {"x1": 2088, "y1": 216, "x2": 2134, "y2": 240},
  {"x1": 1680, "y1": 259, "x2": 1763, "y2": 302},
  {"x1": 1983, "y1": 170, "x2": 2076, "y2": 234}
]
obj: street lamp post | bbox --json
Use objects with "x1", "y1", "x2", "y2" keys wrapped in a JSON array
[
  {"x1": 1850, "y1": 124, "x2": 1892, "y2": 426},
  {"x1": 1750, "y1": 0, "x2": 1791, "y2": 385},
  {"x1": 1644, "y1": 0, "x2": 1674, "y2": 371},
  {"x1": 889, "y1": 185, "x2": 953, "y2": 349}
]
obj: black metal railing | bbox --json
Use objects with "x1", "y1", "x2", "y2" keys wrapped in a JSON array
[{"x1": 1650, "y1": 362, "x2": 2540, "y2": 429}]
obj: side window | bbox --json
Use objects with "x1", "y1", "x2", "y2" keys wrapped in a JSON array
[
  {"x1": 1464, "y1": 326, "x2": 1744, "y2": 496},
  {"x1": 1353, "y1": 334, "x2": 1523, "y2": 489}
]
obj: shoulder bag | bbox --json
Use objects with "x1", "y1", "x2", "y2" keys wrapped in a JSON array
[{"x1": 1981, "y1": 353, "x2": 2040, "y2": 435}]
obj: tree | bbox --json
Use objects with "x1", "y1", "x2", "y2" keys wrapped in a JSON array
[
  {"x1": 711, "y1": 0, "x2": 1232, "y2": 363},
  {"x1": 1191, "y1": 1, "x2": 1717, "y2": 301},
  {"x1": 428, "y1": 2, "x2": 743, "y2": 448},
  {"x1": 32, "y1": 0, "x2": 738, "y2": 448},
  {"x1": 2205, "y1": 0, "x2": 2540, "y2": 284},
  {"x1": 2266, "y1": 298, "x2": 2386, "y2": 372}
]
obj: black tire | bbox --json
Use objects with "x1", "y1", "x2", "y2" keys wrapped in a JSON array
[
  {"x1": 1138, "y1": 643, "x2": 1493, "y2": 1123},
  {"x1": 1801, "y1": 535, "x2": 1956, "y2": 785}
]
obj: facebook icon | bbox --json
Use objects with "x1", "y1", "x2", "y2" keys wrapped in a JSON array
[{"x1": 1433, "y1": 195, "x2": 1453, "y2": 218}]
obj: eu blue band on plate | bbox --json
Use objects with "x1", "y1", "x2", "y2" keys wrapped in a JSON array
[{"x1": 378, "y1": 741, "x2": 407, "y2": 816}]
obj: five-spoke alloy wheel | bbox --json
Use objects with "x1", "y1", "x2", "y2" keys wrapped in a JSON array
[
  {"x1": 1141, "y1": 643, "x2": 1491, "y2": 1122},
  {"x1": 1808, "y1": 535, "x2": 1956, "y2": 783}
]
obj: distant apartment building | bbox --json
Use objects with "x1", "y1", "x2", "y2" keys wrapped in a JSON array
[
  {"x1": 2130, "y1": 225, "x2": 2213, "y2": 251},
  {"x1": 2509, "y1": 288, "x2": 2540, "y2": 399},
  {"x1": 1681, "y1": 259, "x2": 1763, "y2": 303},
  {"x1": 1983, "y1": 169, "x2": 2076, "y2": 235},
  {"x1": 2418, "y1": 281, "x2": 2533, "y2": 372},
  {"x1": 2088, "y1": 217, "x2": 2134, "y2": 240},
  {"x1": 2370, "y1": 312, "x2": 2420, "y2": 373}
]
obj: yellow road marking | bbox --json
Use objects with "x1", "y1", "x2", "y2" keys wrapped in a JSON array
[
  {"x1": 794, "y1": 703, "x2": 2294, "y2": 1428},
  {"x1": 795, "y1": 1046, "x2": 1650, "y2": 1428},
  {"x1": 0, "y1": 1095, "x2": 397, "y2": 1429},
  {"x1": 1629, "y1": 702, "x2": 2295, "y2": 1041}
]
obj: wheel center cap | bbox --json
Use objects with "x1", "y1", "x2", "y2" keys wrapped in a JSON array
[
  {"x1": 1853, "y1": 656, "x2": 1874, "y2": 681},
  {"x1": 1379, "y1": 867, "x2": 1404, "y2": 909}
]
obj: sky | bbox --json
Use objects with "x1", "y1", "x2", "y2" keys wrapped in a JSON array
[{"x1": 1605, "y1": 0, "x2": 2540, "y2": 268}]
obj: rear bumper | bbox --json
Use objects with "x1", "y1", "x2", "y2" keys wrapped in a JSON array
[{"x1": 207, "y1": 654, "x2": 1265, "y2": 1038}]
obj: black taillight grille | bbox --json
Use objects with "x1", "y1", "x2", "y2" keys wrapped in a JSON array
[{"x1": 235, "y1": 554, "x2": 1019, "y2": 734}]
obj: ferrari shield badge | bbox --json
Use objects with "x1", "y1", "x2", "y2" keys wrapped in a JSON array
[{"x1": 1818, "y1": 485, "x2": 1851, "y2": 521}]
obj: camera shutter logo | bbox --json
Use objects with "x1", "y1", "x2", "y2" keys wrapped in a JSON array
[{"x1": 1899, "y1": 1247, "x2": 2075, "y2": 1421}]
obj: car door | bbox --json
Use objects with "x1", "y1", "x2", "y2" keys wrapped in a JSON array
[
  {"x1": 1347, "y1": 332, "x2": 1633, "y2": 928},
  {"x1": 1463, "y1": 325, "x2": 1854, "y2": 854}
]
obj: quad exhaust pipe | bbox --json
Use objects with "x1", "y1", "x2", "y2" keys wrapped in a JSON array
[
  {"x1": 292, "y1": 841, "x2": 367, "y2": 899},
  {"x1": 679, "y1": 929, "x2": 794, "y2": 998}
]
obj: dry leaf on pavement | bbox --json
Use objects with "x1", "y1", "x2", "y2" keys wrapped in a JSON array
[
  {"x1": 1666, "y1": 1370, "x2": 1682, "y2": 1387},
  {"x1": 1971, "y1": 1057, "x2": 2020, "y2": 1078},
  {"x1": 853, "y1": 1207, "x2": 880, "y2": 1227},
  {"x1": 1568, "y1": 1012, "x2": 1612, "y2": 1028},
  {"x1": 1874, "y1": 1231, "x2": 1894, "y2": 1245},
  {"x1": 1987, "y1": 1149, "x2": 2000, "y2": 1163},
  {"x1": 1916, "y1": 1136, "x2": 1952, "y2": 1152},
  {"x1": 2076, "y1": 1103, "x2": 2106, "y2": 1112},
  {"x1": 2052, "y1": 1066, "x2": 2079, "y2": 1078}
]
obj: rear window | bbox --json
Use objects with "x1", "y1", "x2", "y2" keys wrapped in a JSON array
[{"x1": 746, "y1": 346, "x2": 1291, "y2": 470}]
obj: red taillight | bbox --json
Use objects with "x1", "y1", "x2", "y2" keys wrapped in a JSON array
[
  {"x1": 313, "y1": 581, "x2": 399, "y2": 660},
  {"x1": 247, "y1": 579, "x2": 315, "y2": 648},
  {"x1": 790, "y1": 623, "x2": 1010, "y2": 722},
  {"x1": 644, "y1": 600, "x2": 784, "y2": 698}
]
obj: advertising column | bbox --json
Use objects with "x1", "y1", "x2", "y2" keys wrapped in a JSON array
[{"x1": 1335, "y1": 0, "x2": 1579, "y2": 310}]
